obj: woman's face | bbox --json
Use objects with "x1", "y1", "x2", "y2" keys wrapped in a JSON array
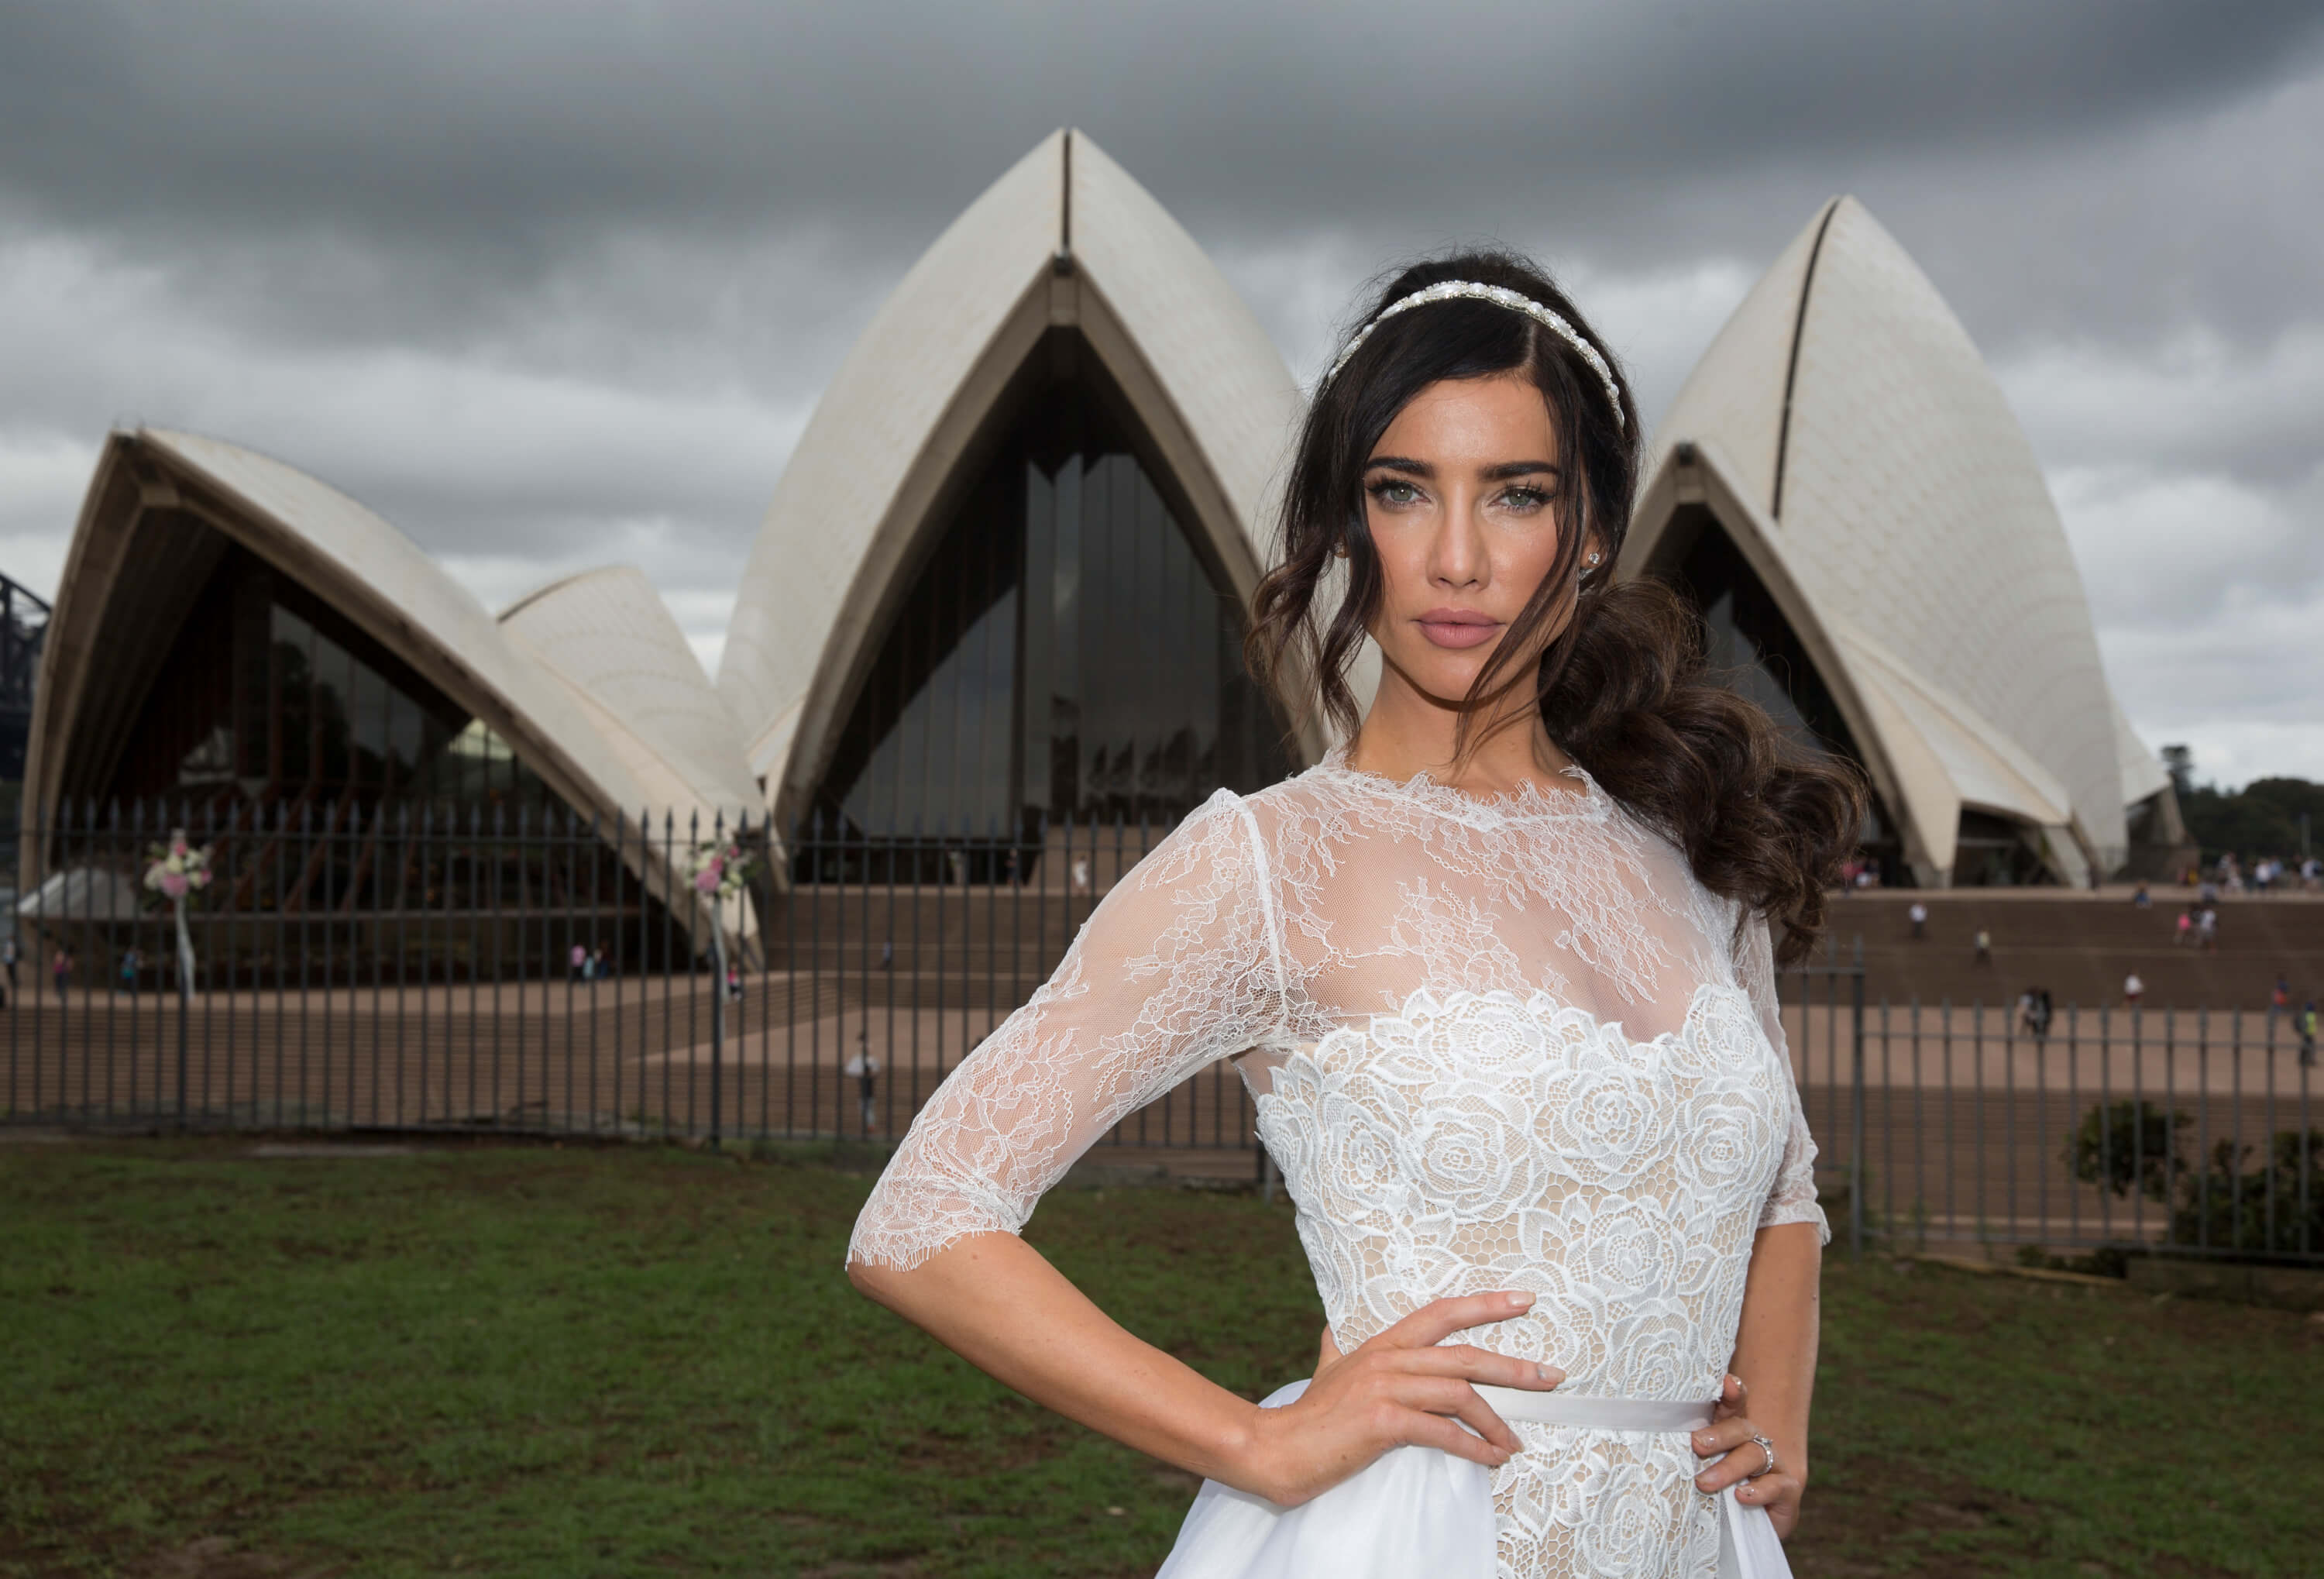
[{"x1": 1360, "y1": 372, "x2": 1595, "y2": 708}]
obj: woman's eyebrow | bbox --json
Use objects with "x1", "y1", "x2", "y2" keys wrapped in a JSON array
[
  {"x1": 1363, "y1": 455, "x2": 1432, "y2": 477},
  {"x1": 1362, "y1": 457, "x2": 1561, "y2": 480}
]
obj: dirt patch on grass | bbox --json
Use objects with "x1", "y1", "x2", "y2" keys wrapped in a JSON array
[
  {"x1": 893, "y1": 1422, "x2": 1068, "y2": 1475},
  {"x1": 1788, "y1": 1471, "x2": 2248, "y2": 1579},
  {"x1": 0, "y1": 1530, "x2": 339, "y2": 1579},
  {"x1": 132, "y1": 1537, "x2": 342, "y2": 1579},
  {"x1": 1786, "y1": 1473, "x2": 2046, "y2": 1577}
]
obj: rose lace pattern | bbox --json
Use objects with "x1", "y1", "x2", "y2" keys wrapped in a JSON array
[{"x1": 848, "y1": 751, "x2": 1828, "y2": 1578}]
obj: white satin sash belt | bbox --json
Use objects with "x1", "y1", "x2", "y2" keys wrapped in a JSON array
[
  {"x1": 1153, "y1": 1379, "x2": 1793, "y2": 1579},
  {"x1": 1472, "y1": 1385, "x2": 1715, "y2": 1432}
]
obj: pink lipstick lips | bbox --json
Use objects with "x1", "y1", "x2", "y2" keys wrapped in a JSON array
[{"x1": 1415, "y1": 607, "x2": 1501, "y2": 649}]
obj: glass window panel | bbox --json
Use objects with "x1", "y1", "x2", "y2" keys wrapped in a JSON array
[
  {"x1": 387, "y1": 687, "x2": 424, "y2": 791},
  {"x1": 1020, "y1": 463, "x2": 1054, "y2": 816},
  {"x1": 311, "y1": 633, "x2": 355, "y2": 786},
  {"x1": 271, "y1": 607, "x2": 314, "y2": 786},
  {"x1": 350, "y1": 658, "x2": 389, "y2": 789}
]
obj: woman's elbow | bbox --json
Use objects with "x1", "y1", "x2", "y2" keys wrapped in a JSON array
[{"x1": 846, "y1": 1256, "x2": 896, "y2": 1303}]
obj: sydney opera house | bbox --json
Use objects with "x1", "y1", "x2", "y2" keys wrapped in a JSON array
[{"x1": 26, "y1": 130, "x2": 2185, "y2": 896}]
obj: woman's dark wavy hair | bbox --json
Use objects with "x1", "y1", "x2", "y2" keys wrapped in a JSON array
[{"x1": 1246, "y1": 249, "x2": 1865, "y2": 965}]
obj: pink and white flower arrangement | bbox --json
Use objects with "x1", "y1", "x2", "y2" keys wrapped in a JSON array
[
  {"x1": 687, "y1": 838, "x2": 753, "y2": 902},
  {"x1": 143, "y1": 832, "x2": 214, "y2": 902}
]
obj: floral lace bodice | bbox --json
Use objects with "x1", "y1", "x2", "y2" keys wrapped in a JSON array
[{"x1": 848, "y1": 753, "x2": 1828, "y2": 1578}]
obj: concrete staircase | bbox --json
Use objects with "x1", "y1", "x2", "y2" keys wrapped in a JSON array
[{"x1": 1817, "y1": 888, "x2": 2324, "y2": 1013}]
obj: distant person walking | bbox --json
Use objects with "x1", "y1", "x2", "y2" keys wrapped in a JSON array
[
  {"x1": 1907, "y1": 900, "x2": 1928, "y2": 940},
  {"x1": 2123, "y1": 972, "x2": 2144, "y2": 1009},
  {"x1": 569, "y1": 942, "x2": 587, "y2": 982},
  {"x1": 2174, "y1": 909, "x2": 2193, "y2": 946},
  {"x1": 2272, "y1": 975, "x2": 2291, "y2": 1025},
  {"x1": 2198, "y1": 907, "x2": 2219, "y2": 951},
  {"x1": 2017, "y1": 986, "x2": 2054, "y2": 1042},
  {"x1": 1973, "y1": 927, "x2": 1992, "y2": 966},
  {"x1": 2302, "y1": 1003, "x2": 2319, "y2": 1068},
  {"x1": 51, "y1": 948, "x2": 71, "y2": 996},
  {"x1": 844, "y1": 1032, "x2": 881, "y2": 1130},
  {"x1": 2132, "y1": 882, "x2": 2151, "y2": 909},
  {"x1": 118, "y1": 945, "x2": 141, "y2": 997},
  {"x1": 3, "y1": 936, "x2": 18, "y2": 996},
  {"x1": 588, "y1": 944, "x2": 608, "y2": 981}
]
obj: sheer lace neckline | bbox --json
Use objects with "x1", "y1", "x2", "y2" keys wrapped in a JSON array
[{"x1": 1307, "y1": 745, "x2": 1607, "y2": 826}]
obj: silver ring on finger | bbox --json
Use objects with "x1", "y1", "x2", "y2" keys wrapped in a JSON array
[{"x1": 1747, "y1": 1434, "x2": 1777, "y2": 1478}]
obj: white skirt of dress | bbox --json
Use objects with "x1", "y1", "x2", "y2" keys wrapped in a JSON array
[{"x1": 1153, "y1": 1380, "x2": 1791, "y2": 1579}]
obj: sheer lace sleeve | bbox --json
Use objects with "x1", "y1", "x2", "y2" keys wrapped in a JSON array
[
  {"x1": 1736, "y1": 913, "x2": 1831, "y2": 1244},
  {"x1": 846, "y1": 790, "x2": 1284, "y2": 1271}
]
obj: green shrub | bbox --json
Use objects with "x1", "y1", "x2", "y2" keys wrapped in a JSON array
[
  {"x1": 2169, "y1": 1130, "x2": 2324, "y2": 1257},
  {"x1": 2067, "y1": 1100, "x2": 2322, "y2": 1257},
  {"x1": 2063, "y1": 1098, "x2": 2187, "y2": 1201}
]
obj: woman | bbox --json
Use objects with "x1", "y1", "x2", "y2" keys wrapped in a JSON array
[{"x1": 847, "y1": 252, "x2": 1862, "y2": 1577}]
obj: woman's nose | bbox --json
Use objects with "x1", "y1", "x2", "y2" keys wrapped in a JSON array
[{"x1": 1428, "y1": 501, "x2": 1486, "y2": 588}]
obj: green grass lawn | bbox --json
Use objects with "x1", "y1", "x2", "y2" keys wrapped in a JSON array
[{"x1": 2, "y1": 1137, "x2": 2317, "y2": 1578}]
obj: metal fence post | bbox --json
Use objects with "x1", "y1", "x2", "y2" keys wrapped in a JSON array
[
  {"x1": 1850, "y1": 933, "x2": 1866, "y2": 1259},
  {"x1": 174, "y1": 889, "x2": 191, "y2": 1130},
  {"x1": 708, "y1": 811, "x2": 725, "y2": 1151}
]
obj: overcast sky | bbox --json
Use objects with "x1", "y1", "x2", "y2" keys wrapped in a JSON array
[{"x1": 2, "y1": 1, "x2": 2319, "y2": 788}]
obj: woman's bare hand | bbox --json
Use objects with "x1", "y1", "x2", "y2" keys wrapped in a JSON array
[
  {"x1": 1690, "y1": 1373, "x2": 1807, "y2": 1537},
  {"x1": 1232, "y1": 1290, "x2": 1563, "y2": 1507}
]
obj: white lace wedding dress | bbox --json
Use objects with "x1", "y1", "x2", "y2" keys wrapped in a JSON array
[{"x1": 847, "y1": 751, "x2": 1828, "y2": 1578}]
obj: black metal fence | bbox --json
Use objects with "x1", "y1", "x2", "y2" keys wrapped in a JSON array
[{"x1": 5, "y1": 800, "x2": 2317, "y2": 1267}]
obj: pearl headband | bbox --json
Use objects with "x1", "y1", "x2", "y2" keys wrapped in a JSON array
[{"x1": 1320, "y1": 280, "x2": 1626, "y2": 432}]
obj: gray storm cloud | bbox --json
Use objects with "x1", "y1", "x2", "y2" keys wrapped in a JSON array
[{"x1": 0, "y1": 0, "x2": 2319, "y2": 782}]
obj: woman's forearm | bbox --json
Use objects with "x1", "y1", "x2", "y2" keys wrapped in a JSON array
[
  {"x1": 1728, "y1": 1221, "x2": 1821, "y2": 1481},
  {"x1": 849, "y1": 1233, "x2": 1264, "y2": 1485}
]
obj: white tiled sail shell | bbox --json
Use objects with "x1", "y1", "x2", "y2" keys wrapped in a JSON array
[
  {"x1": 1779, "y1": 201, "x2": 2125, "y2": 857},
  {"x1": 500, "y1": 564, "x2": 760, "y2": 825},
  {"x1": 1637, "y1": 197, "x2": 2134, "y2": 879},
  {"x1": 713, "y1": 129, "x2": 1305, "y2": 827}
]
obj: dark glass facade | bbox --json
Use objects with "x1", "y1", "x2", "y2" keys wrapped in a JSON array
[
  {"x1": 1663, "y1": 511, "x2": 1911, "y2": 883},
  {"x1": 105, "y1": 543, "x2": 552, "y2": 810},
  {"x1": 1955, "y1": 810, "x2": 2050, "y2": 887},
  {"x1": 67, "y1": 544, "x2": 683, "y2": 957},
  {"x1": 0, "y1": 574, "x2": 47, "y2": 787},
  {"x1": 810, "y1": 366, "x2": 1294, "y2": 841}
]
